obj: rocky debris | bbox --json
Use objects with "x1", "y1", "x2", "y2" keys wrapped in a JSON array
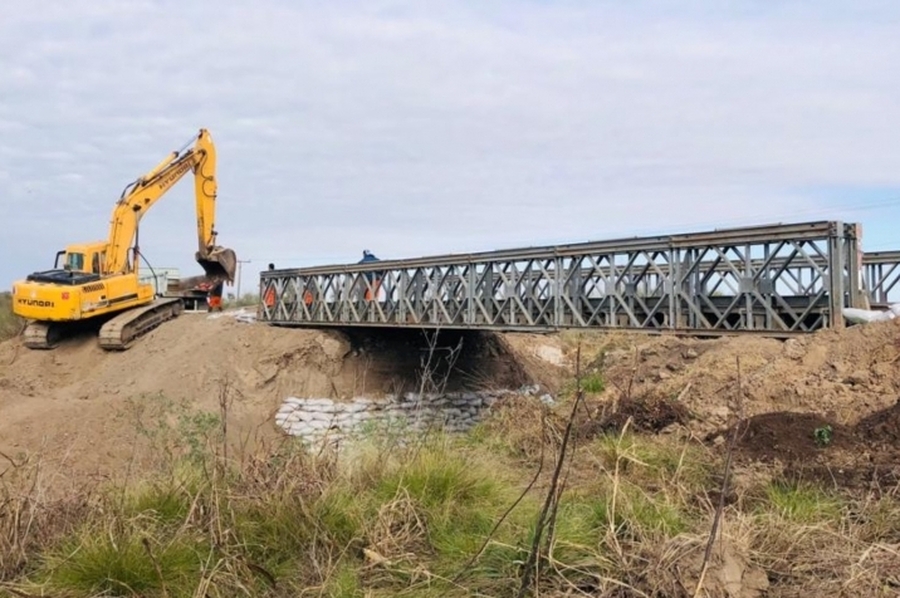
[
  {"x1": 534, "y1": 344, "x2": 566, "y2": 367},
  {"x1": 676, "y1": 540, "x2": 770, "y2": 598}
]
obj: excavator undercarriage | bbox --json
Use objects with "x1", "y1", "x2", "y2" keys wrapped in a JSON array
[
  {"x1": 21, "y1": 247, "x2": 236, "y2": 351},
  {"x1": 21, "y1": 299, "x2": 185, "y2": 350},
  {"x1": 97, "y1": 297, "x2": 184, "y2": 351}
]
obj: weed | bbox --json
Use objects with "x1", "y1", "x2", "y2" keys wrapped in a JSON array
[
  {"x1": 558, "y1": 371, "x2": 605, "y2": 398},
  {"x1": 4, "y1": 370, "x2": 900, "y2": 596},
  {"x1": 591, "y1": 432, "x2": 712, "y2": 497},
  {"x1": 126, "y1": 393, "x2": 223, "y2": 468},
  {"x1": 814, "y1": 424, "x2": 834, "y2": 447},
  {"x1": 122, "y1": 481, "x2": 193, "y2": 526}
]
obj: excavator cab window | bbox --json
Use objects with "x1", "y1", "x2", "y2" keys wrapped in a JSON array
[
  {"x1": 64, "y1": 253, "x2": 85, "y2": 272},
  {"x1": 91, "y1": 253, "x2": 100, "y2": 274}
]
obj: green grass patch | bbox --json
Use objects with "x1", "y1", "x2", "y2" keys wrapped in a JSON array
[
  {"x1": 761, "y1": 480, "x2": 844, "y2": 524},
  {"x1": 591, "y1": 431, "x2": 713, "y2": 496},
  {"x1": 558, "y1": 371, "x2": 606, "y2": 398},
  {"x1": 233, "y1": 494, "x2": 321, "y2": 579},
  {"x1": 40, "y1": 528, "x2": 204, "y2": 596},
  {"x1": 122, "y1": 482, "x2": 194, "y2": 526}
]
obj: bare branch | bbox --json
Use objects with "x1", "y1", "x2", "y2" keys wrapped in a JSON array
[
  {"x1": 517, "y1": 342, "x2": 586, "y2": 598},
  {"x1": 694, "y1": 355, "x2": 745, "y2": 597}
]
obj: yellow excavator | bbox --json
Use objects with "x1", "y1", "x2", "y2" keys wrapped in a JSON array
[{"x1": 11, "y1": 128, "x2": 237, "y2": 351}]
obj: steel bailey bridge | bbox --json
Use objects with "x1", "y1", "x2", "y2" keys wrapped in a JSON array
[{"x1": 257, "y1": 220, "x2": 900, "y2": 337}]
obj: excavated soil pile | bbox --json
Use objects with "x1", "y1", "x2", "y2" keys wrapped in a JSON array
[
  {"x1": 726, "y1": 411, "x2": 853, "y2": 463},
  {"x1": 5, "y1": 305, "x2": 900, "y2": 491},
  {"x1": 578, "y1": 395, "x2": 691, "y2": 438},
  {"x1": 0, "y1": 314, "x2": 538, "y2": 480},
  {"x1": 582, "y1": 318, "x2": 900, "y2": 491},
  {"x1": 596, "y1": 317, "x2": 900, "y2": 436},
  {"x1": 857, "y1": 399, "x2": 900, "y2": 443}
]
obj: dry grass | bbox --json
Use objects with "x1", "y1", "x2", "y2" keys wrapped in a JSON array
[
  {"x1": 3, "y1": 342, "x2": 900, "y2": 597},
  {"x1": 0, "y1": 450, "x2": 97, "y2": 584}
]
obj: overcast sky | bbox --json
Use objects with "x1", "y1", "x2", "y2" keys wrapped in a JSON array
[{"x1": 1, "y1": 0, "x2": 898, "y2": 294}]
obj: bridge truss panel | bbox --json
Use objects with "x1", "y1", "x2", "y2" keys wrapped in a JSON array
[
  {"x1": 259, "y1": 220, "x2": 866, "y2": 335},
  {"x1": 862, "y1": 251, "x2": 900, "y2": 307}
]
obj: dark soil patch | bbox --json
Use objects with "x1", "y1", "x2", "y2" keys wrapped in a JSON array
[
  {"x1": 579, "y1": 396, "x2": 690, "y2": 438},
  {"x1": 712, "y1": 400, "x2": 900, "y2": 492},
  {"x1": 856, "y1": 399, "x2": 900, "y2": 443},
  {"x1": 727, "y1": 412, "x2": 854, "y2": 463},
  {"x1": 788, "y1": 457, "x2": 900, "y2": 492}
]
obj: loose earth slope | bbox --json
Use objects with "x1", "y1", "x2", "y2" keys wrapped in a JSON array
[
  {"x1": 3, "y1": 308, "x2": 900, "y2": 490},
  {"x1": 0, "y1": 313, "x2": 540, "y2": 481}
]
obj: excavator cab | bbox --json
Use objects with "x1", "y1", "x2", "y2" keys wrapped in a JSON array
[
  {"x1": 60, "y1": 252, "x2": 83, "y2": 271},
  {"x1": 22, "y1": 242, "x2": 107, "y2": 286},
  {"x1": 56, "y1": 243, "x2": 107, "y2": 275}
]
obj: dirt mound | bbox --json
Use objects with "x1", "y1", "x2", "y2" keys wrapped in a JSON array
[
  {"x1": 708, "y1": 401, "x2": 900, "y2": 491},
  {"x1": 595, "y1": 318, "x2": 900, "y2": 438},
  {"x1": 551, "y1": 319, "x2": 900, "y2": 492},
  {"x1": 6, "y1": 305, "x2": 900, "y2": 490},
  {"x1": 0, "y1": 314, "x2": 537, "y2": 482},
  {"x1": 578, "y1": 396, "x2": 690, "y2": 439}
]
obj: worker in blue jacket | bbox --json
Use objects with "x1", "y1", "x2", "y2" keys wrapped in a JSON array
[{"x1": 359, "y1": 250, "x2": 383, "y2": 301}]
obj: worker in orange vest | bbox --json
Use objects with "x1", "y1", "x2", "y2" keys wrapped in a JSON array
[
  {"x1": 207, "y1": 280, "x2": 224, "y2": 312},
  {"x1": 264, "y1": 263, "x2": 277, "y2": 309}
]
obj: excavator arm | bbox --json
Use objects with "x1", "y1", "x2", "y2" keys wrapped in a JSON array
[{"x1": 105, "y1": 128, "x2": 236, "y2": 281}]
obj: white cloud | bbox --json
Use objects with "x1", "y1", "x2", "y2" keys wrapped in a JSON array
[{"x1": 0, "y1": 0, "x2": 898, "y2": 295}]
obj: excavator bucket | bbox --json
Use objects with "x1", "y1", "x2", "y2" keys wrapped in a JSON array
[{"x1": 196, "y1": 246, "x2": 237, "y2": 283}]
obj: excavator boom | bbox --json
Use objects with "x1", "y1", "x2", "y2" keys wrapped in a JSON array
[{"x1": 106, "y1": 128, "x2": 236, "y2": 283}]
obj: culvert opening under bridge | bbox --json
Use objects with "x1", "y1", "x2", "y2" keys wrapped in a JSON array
[
  {"x1": 336, "y1": 327, "x2": 533, "y2": 396},
  {"x1": 273, "y1": 327, "x2": 544, "y2": 443}
]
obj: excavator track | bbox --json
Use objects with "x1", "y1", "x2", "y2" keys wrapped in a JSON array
[
  {"x1": 22, "y1": 321, "x2": 63, "y2": 350},
  {"x1": 98, "y1": 298, "x2": 185, "y2": 351}
]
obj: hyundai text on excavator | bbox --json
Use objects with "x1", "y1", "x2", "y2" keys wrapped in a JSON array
[{"x1": 10, "y1": 128, "x2": 237, "y2": 351}]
